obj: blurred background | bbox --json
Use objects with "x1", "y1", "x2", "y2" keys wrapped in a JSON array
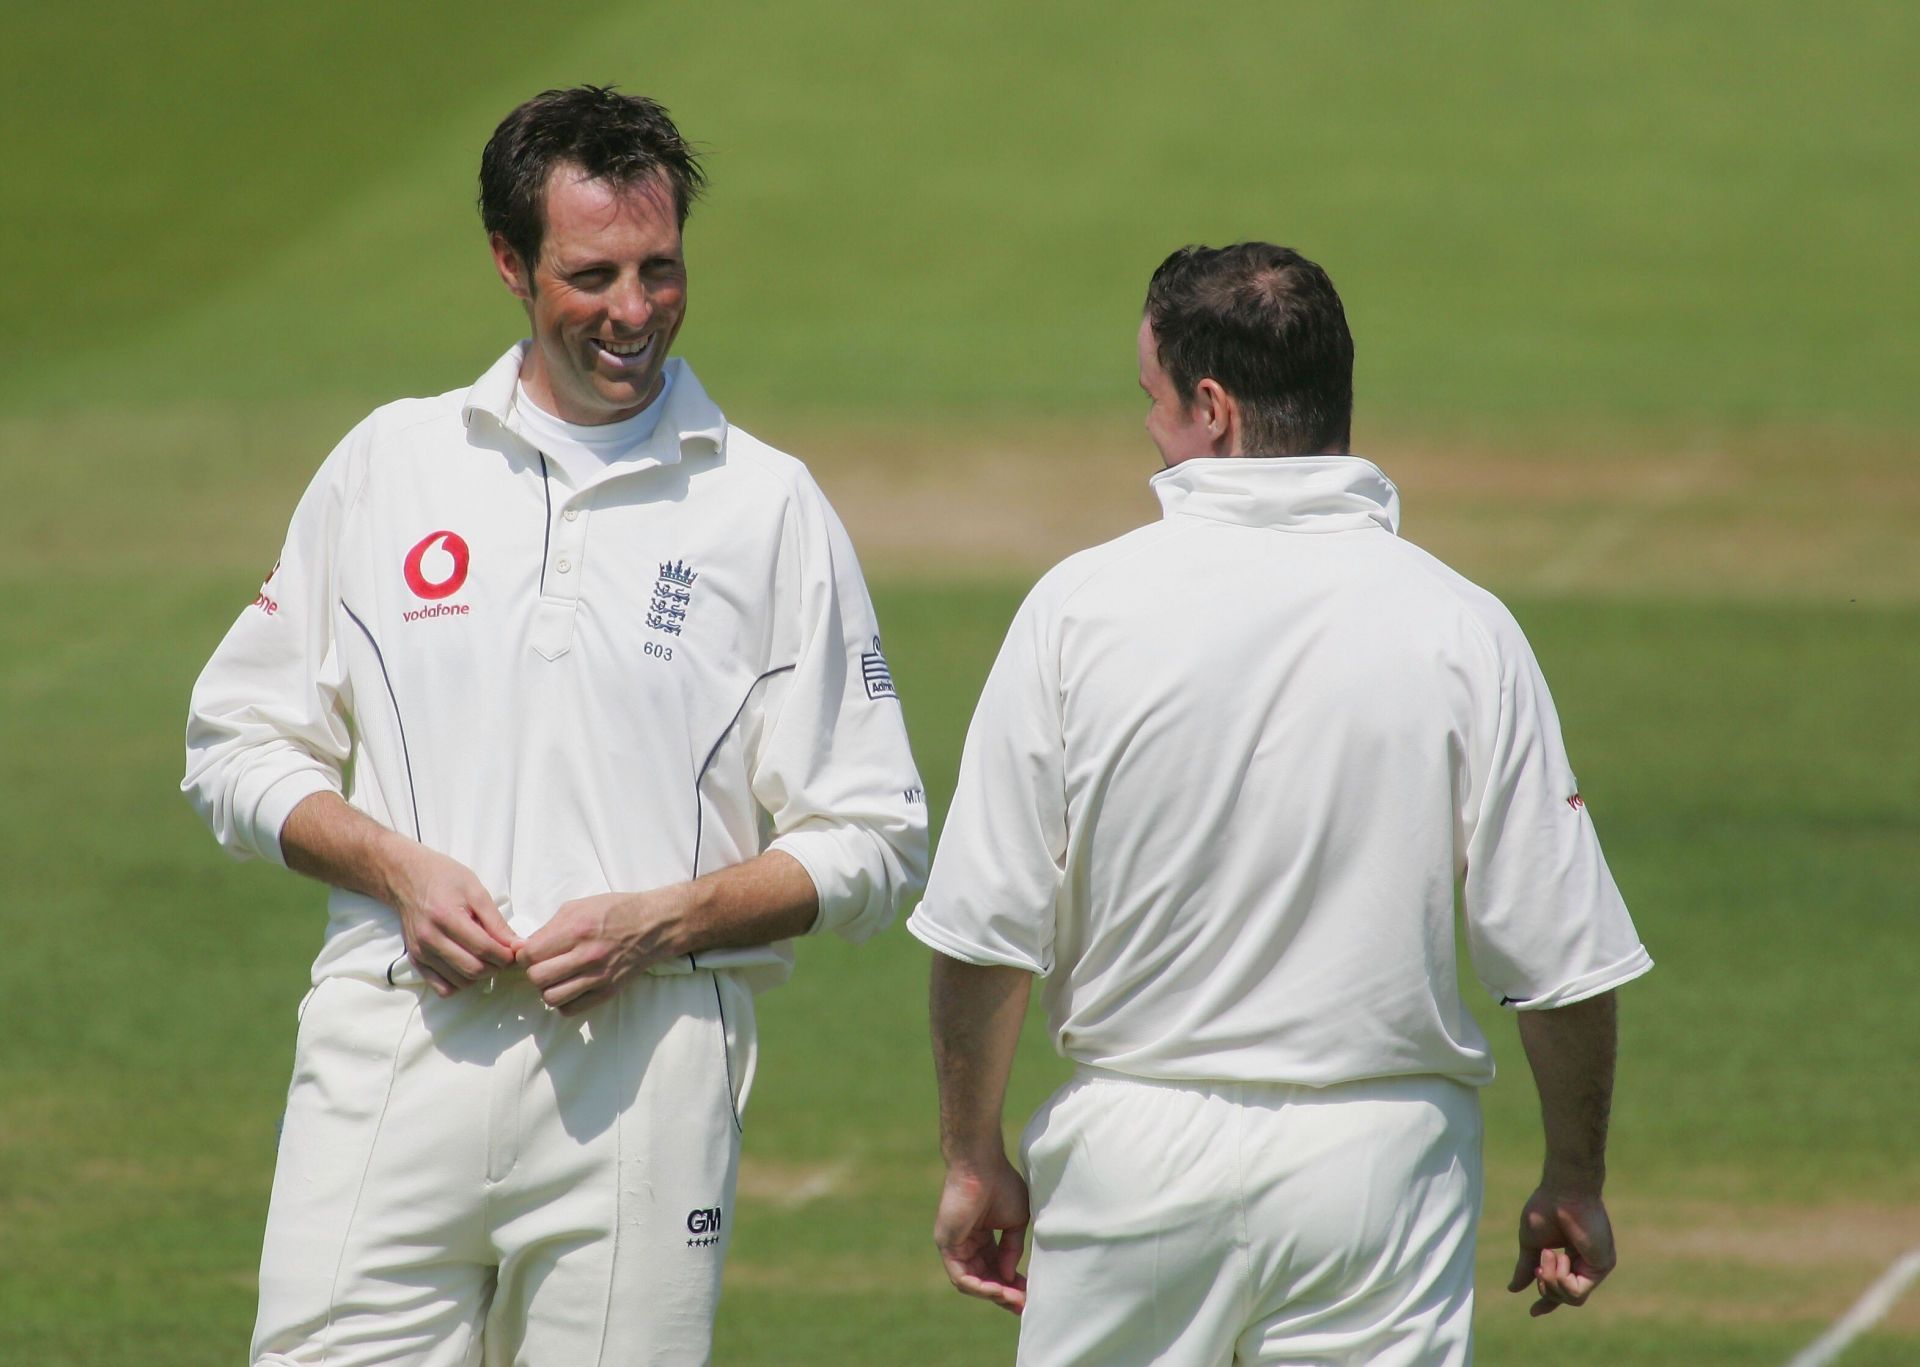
[{"x1": 1, "y1": 2, "x2": 1914, "y2": 1362}]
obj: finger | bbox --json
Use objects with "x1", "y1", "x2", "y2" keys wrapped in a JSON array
[
  {"x1": 525, "y1": 947, "x2": 597, "y2": 992},
  {"x1": 413, "y1": 938, "x2": 478, "y2": 985},
  {"x1": 1572, "y1": 1246, "x2": 1616, "y2": 1281},
  {"x1": 519, "y1": 916, "x2": 579, "y2": 965},
  {"x1": 1509, "y1": 1250, "x2": 1538, "y2": 1293},
  {"x1": 1530, "y1": 1295, "x2": 1558, "y2": 1317},
  {"x1": 946, "y1": 1264, "x2": 1015, "y2": 1304},
  {"x1": 556, "y1": 982, "x2": 618, "y2": 1017},
  {"x1": 1558, "y1": 1270, "x2": 1602, "y2": 1307},
  {"x1": 995, "y1": 1225, "x2": 1027, "y2": 1285},
  {"x1": 437, "y1": 908, "x2": 517, "y2": 970},
  {"x1": 1538, "y1": 1249, "x2": 1574, "y2": 1301},
  {"x1": 541, "y1": 968, "x2": 604, "y2": 1011},
  {"x1": 411, "y1": 956, "x2": 459, "y2": 997},
  {"x1": 468, "y1": 893, "x2": 521, "y2": 955},
  {"x1": 420, "y1": 932, "x2": 489, "y2": 982}
]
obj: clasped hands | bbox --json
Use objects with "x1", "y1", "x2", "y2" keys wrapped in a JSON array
[{"x1": 385, "y1": 845, "x2": 690, "y2": 1015}]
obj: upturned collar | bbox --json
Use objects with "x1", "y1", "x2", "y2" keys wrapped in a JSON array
[{"x1": 1150, "y1": 455, "x2": 1400, "y2": 535}]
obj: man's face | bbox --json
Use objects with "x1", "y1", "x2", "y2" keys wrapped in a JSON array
[
  {"x1": 491, "y1": 167, "x2": 688, "y2": 425},
  {"x1": 1137, "y1": 316, "x2": 1213, "y2": 467}
]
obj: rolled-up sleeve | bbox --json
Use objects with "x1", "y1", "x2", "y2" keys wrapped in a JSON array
[
  {"x1": 1462, "y1": 617, "x2": 1652, "y2": 1009},
  {"x1": 751, "y1": 475, "x2": 928, "y2": 942},
  {"x1": 908, "y1": 587, "x2": 1065, "y2": 975},
  {"x1": 181, "y1": 434, "x2": 359, "y2": 866}
]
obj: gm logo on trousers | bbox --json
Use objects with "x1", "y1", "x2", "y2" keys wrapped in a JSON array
[{"x1": 686, "y1": 1206, "x2": 723, "y2": 1247}]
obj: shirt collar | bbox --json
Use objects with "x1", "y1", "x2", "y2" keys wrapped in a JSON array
[
  {"x1": 1150, "y1": 455, "x2": 1401, "y2": 535},
  {"x1": 462, "y1": 343, "x2": 727, "y2": 468}
]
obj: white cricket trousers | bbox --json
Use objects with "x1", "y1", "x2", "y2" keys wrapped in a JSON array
[
  {"x1": 1016, "y1": 1069, "x2": 1483, "y2": 1367},
  {"x1": 251, "y1": 968, "x2": 755, "y2": 1366}
]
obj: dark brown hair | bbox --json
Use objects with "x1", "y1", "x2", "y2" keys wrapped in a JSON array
[
  {"x1": 479, "y1": 85, "x2": 706, "y2": 270},
  {"x1": 1145, "y1": 243, "x2": 1354, "y2": 455}
]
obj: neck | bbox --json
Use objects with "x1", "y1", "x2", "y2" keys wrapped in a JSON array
[{"x1": 519, "y1": 358, "x2": 662, "y2": 426}]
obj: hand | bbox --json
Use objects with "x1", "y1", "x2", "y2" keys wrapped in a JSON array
[
  {"x1": 519, "y1": 889, "x2": 691, "y2": 1015},
  {"x1": 382, "y1": 841, "x2": 520, "y2": 997},
  {"x1": 934, "y1": 1153, "x2": 1030, "y2": 1315},
  {"x1": 1508, "y1": 1185, "x2": 1616, "y2": 1317}
]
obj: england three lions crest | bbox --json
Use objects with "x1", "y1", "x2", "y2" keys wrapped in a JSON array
[
  {"x1": 861, "y1": 636, "x2": 896, "y2": 700},
  {"x1": 648, "y1": 560, "x2": 697, "y2": 636}
]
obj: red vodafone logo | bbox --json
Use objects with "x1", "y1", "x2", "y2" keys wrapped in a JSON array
[{"x1": 403, "y1": 530, "x2": 470, "y2": 600}]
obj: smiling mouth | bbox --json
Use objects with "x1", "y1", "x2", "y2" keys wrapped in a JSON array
[{"x1": 593, "y1": 335, "x2": 654, "y2": 367}]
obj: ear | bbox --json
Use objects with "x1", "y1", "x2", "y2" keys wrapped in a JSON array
[
  {"x1": 1192, "y1": 378, "x2": 1243, "y2": 456},
  {"x1": 489, "y1": 232, "x2": 534, "y2": 304}
]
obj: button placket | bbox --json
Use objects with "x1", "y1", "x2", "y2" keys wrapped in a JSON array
[{"x1": 531, "y1": 493, "x2": 592, "y2": 661}]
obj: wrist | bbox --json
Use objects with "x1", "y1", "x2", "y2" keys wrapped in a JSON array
[
  {"x1": 942, "y1": 1134, "x2": 1010, "y2": 1171},
  {"x1": 367, "y1": 826, "x2": 421, "y2": 907},
  {"x1": 1539, "y1": 1159, "x2": 1606, "y2": 1201},
  {"x1": 643, "y1": 882, "x2": 706, "y2": 960}
]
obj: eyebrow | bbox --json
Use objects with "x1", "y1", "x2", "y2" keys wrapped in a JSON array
[{"x1": 552, "y1": 250, "x2": 681, "y2": 274}]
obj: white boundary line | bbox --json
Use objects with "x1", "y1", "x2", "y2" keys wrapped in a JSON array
[{"x1": 1784, "y1": 1246, "x2": 1920, "y2": 1367}]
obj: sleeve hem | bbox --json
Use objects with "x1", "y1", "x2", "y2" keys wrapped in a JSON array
[
  {"x1": 765, "y1": 834, "x2": 841, "y2": 937},
  {"x1": 1503, "y1": 945, "x2": 1654, "y2": 1011},
  {"x1": 252, "y1": 770, "x2": 340, "y2": 867},
  {"x1": 906, "y1": 909, "x2": 1048, "y2": 975}
]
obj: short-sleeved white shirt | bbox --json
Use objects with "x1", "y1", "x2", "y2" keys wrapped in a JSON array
[{"x1": 909, "y1": 455, "x2": 1650, "y2": 1087}]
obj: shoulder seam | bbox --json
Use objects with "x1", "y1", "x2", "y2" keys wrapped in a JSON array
[
  {"x1": 1051, "y1": 521, "x2": 1192, "y2": 618},
  {"x1": 1387, "y1": 541, "x2": 1510, "y2": 675}
]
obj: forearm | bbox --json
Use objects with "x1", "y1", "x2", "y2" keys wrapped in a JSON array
[
  {"x1": 930, "y1": 954, "x2": 1032, "y2": 1165},
  {"x1": 1516, "y1": 990, "x2": 1618, "y2": 1196},
  {"x1": 280, "y1": 791, "x2": 412, "y2": 903},
  {"x1": 668, "y1": 850, "x2": 821, "y2": 956}
]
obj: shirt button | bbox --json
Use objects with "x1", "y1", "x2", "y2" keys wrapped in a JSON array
[
  {"x1": 556, "y1": 558, "x2": 572, "y2": 574},
  {"x1": 563, "y1": 508, "x2": 579, "y2": 522}
]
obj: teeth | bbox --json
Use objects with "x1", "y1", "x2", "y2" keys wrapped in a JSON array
[{"x1": 600, "y1": 338, "x2": 649, "y2": 358}]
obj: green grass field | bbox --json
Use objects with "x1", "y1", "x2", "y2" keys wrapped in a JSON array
[{"x1": 2, "y1": 2, "x2": 1916, "y2": 1363}]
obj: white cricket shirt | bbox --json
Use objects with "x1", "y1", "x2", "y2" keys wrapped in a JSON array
[
  {"x1": 186, "y1": 345, "x2": 928, "y2": 991},
  {"x1": 909, "y1": 455, "x2": 1650, "y2": 1087}
]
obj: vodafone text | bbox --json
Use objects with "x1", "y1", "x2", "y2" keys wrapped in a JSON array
[{"x1": 403, "y1": 602, "x2": 471, "y2": 623}]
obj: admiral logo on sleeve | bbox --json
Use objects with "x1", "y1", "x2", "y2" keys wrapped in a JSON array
[{"x1": 861, "y1": 636, "x2": 896, "y2": 700}]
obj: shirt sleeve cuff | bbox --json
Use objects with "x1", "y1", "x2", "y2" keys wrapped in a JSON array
[
  {"x1": 766, "y1": 831, "x2": 854, "y2": 937},
  {"x1": 252, "y1": 769, "x2": 340, "y2": 867},
  {"x1": 1503, "y1": 945, "x2": 1654, "y2": 1011},
  {"x1": 905, "y1": 907, "x2": 1048, "y2": 975}
]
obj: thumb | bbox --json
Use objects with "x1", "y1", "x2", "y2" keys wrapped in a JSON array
[
  {"x1": 469, "y1": 889, "x2": 521, "y2": 951},
  {"x1": 1509, "y1": 1249, "x2": 1539, "y2": 1293}
]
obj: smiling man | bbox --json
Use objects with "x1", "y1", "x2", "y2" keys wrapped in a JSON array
[{"x1": 184, "y1": 87, "x2": 927, "y2": 1365}]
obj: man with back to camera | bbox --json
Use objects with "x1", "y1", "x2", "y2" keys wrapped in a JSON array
[
  {"x1": 183, "y1": 86, "x2": 927, "y2": 1364},
  {"x1": 911, "y1": 243, "x2": 1652, "y2": 1364}
]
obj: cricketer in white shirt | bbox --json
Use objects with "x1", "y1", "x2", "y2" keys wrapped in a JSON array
[
  {"x1": 183, "y1": 86, "x2": 927, "y2": 1367},
  {"x1": 913, "y1": 243, "x2": 1651, "y2": 1367},
  {"x1": 184, "y1": 341, "x2": 927, "y2": 1363}
]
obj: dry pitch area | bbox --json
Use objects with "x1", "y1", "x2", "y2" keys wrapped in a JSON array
[
  {"x1": 12, "y1": 407, "x2": 1916, "y2": 603},
  {"x1": 791, "y1": 417, "x2": 1920, "y2": 604}
]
